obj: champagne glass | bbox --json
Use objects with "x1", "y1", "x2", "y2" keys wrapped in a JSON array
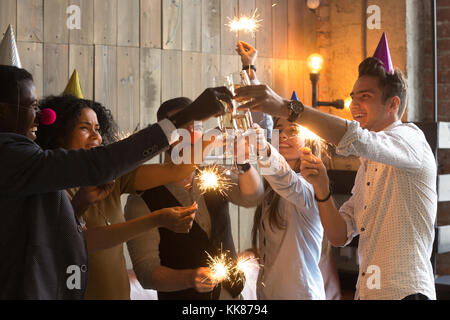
[
  {"x1": 214, "y1": 75, "x2": 237, "y2": 132},
  {"x1": 230, "y1": 71, "x2": 254, "y2": 133},
  {"x1": 233, "y1": 71, "x2": 257, "y2": 162},
  {"x1": 211, "y1": 75, "x2": 237, "y2": 165}
]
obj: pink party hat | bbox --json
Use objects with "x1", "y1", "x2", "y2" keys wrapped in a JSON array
[
  {"x1": 0, "y1": 24, "x2": 22, "y2": 68},
  {"x1": 373, "y1": 32, "x2": 393, "y2": 74}
]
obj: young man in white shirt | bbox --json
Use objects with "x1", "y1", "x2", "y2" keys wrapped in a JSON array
[{"x1": 234, "y1": 56, "x2": 437, "y2": 300}]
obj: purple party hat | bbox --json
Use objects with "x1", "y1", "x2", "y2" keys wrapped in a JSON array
[{"x1": 373, "y1": 32, "x2": 394, "y2": 74}]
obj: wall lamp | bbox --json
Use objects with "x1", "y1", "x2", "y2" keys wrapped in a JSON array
[{"x1": 307, "y1": 53, "x2": 345, "y2": 109}]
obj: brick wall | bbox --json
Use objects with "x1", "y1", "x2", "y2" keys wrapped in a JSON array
[
  {"x1": 315, "y1": 0, "x2": 450, "y2": 276},
  {"x1": 434, "y1": 0, "x2": 450, "y2": 275}
]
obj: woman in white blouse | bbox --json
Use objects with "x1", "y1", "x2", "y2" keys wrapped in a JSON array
[{"x1": 247, "y1": 118, "x2": 326, "y2": 300}]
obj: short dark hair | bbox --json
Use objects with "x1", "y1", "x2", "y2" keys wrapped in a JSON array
[
  {"x1": 35, "y1": 95, "x2": 117, "y2": 150},
  {"x1": 0, "y1": 65, "x2": 33, "y2": 105},
  {"x1": 157, "y1": 97, "x2": 192, "y2": 122},
  {"x1": 358, "y1": 57, "x2": 408, "y2": 118}
]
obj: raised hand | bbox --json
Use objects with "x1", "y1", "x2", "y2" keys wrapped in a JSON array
[
  {"x1": 234, "y1": 84, "x2": 290, "y2": 118},
  {"x1": 170, "y1": 87, "x2": 234, "y2": 128},
  {"x1": 157, "y1": 202, "x2": 198, "y2": 234},
  {"x1": 300, "y1": 147, "x2": 330, "y2": 199},
  {"x1": 236, "y1": 41, "x2": 258, "y2": 66}
]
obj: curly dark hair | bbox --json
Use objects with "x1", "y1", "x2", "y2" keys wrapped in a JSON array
[
  {"x1": 358, "y1": 57, "x2": 408, "y2": 118},
  {"x1": 35, "y1": 95, "x2": 118, "y2": 150}
]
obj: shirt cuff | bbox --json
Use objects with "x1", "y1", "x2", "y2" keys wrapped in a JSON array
[
  {"x1": 158, "y1": 119, "x2": 180, "y2": 145},
  {"x1": 336, "y1": 120, "x2": 360, "y2": 157},
  {"x1": 339, "y1": 211, "x2": 358, "y2": 247}
]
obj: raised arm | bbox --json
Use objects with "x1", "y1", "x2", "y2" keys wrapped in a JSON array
[
  {"x1": 235, "y1": 85, "x2": 427, "y2": 170},
  {"x1": 300, "y1": 148, "x2": 354, "y2": 247},
  {"x1": 0, "y1": 122, "x2": 171, "y2": 196},
  {"x1": 234, "y1": 85, "x2": 348, "y2": 145},
  {"x1": 335, "y1": 121, "x2": 425, "y2": 170},
  {"x1": 1, "y1": 86, "x2": 233, "y2": 196},
  {"x1": 259, "y1": 144, "x2": 316, "y2": 210},
  {"x1": 236, "y1": 41, "x2": 260, "y2": 84}
]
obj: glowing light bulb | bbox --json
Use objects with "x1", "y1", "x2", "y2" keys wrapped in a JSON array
[
  {"x1": 307, "y1": 53, "x2": 324, "y2": 74},
  {"x1": 344, "y1": 97, "x2": 352, "y2": 110}
]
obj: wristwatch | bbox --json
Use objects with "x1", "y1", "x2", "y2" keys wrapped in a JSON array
[
  {"x1": 242, "y1": 65, "x2": 257, "y2": 72},
  {"x1": 236, "y1": 163, "x2": 251, "y2": 174},
  {"x1": 287, "y1": 100, "x2": 305, "y2": 123}
]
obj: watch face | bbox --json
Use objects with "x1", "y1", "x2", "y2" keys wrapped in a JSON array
[
  {"x1": 288, "y1": 100, "x2": 304, "y2": 122},
  {"x1": 291, "y1": 100, "x2": 304, "y2": 113}
]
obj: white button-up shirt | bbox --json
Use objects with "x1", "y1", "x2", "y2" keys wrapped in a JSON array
[
  {"x1": 258, "y1": 146, "x2": 325, "y2": 300},
  {"x1": 336, "y1": 120, "x2": 437, "y2": 300}
]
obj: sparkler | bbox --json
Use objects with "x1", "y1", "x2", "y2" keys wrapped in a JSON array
[
  {"x1": 206, "y1": 251, "x2": 232, "y2": 284},
  {"x1": 205, "y1": 249, "x2": 262, "y2": 290},
  {"x1": 231, "y1": 256, "x2": 252, "y2": 285},
  {"x1": 226, "y1": 9, "x2": 262, "y2": 35},
  {"x1": 197, "y1": 165, "x2": 235, "y2": 197}
]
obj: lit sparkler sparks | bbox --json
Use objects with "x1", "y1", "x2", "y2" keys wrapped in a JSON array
[
  {"x1": 231, "y1": 256, "x2": 253, "y2": 284},
  {"x1": 206, "y1": 251, "x2": 232, "y2": 284},
  {"x1": 226, "y1": 9, "x2": 262, "y2": 34},
  {"x1": 205, "y1": 250, "x2": 262, "y2": 288},
  {"x1": 197, "y1": 165, "x2": 235, "y2": 197}
]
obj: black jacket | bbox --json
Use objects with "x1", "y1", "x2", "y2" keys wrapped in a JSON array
[{"x1": 0, "y1": 123, "x2": 169, "y2": 299}]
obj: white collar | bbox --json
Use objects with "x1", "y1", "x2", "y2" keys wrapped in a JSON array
[{"x1": 382, "y1": 120, "x2": 402, "y2": 132}]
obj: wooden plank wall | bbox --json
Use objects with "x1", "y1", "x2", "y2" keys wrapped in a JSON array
[{"x1": 0, "y1": 0, "x2": 317, "y2": 253}]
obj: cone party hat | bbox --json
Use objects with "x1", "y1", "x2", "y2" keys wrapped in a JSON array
[
  {"x1": 0, "y1": 24, "x2": 22, "y2": 67},
  {"x1": 63, "y1": 69, "x2": 84, "y2": 99},
  {"x1": 373, "y1": 32, "x2": 394, "y2": 74}
]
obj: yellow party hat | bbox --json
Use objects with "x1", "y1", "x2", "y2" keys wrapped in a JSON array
[{"x1": 63, "y1": 69, "x2": 84, "y2": 99}]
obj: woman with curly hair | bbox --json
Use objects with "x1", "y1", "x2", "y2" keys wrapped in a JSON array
[{"x1": 36, "y1": 95, "x2": 199, "y2": 300}]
